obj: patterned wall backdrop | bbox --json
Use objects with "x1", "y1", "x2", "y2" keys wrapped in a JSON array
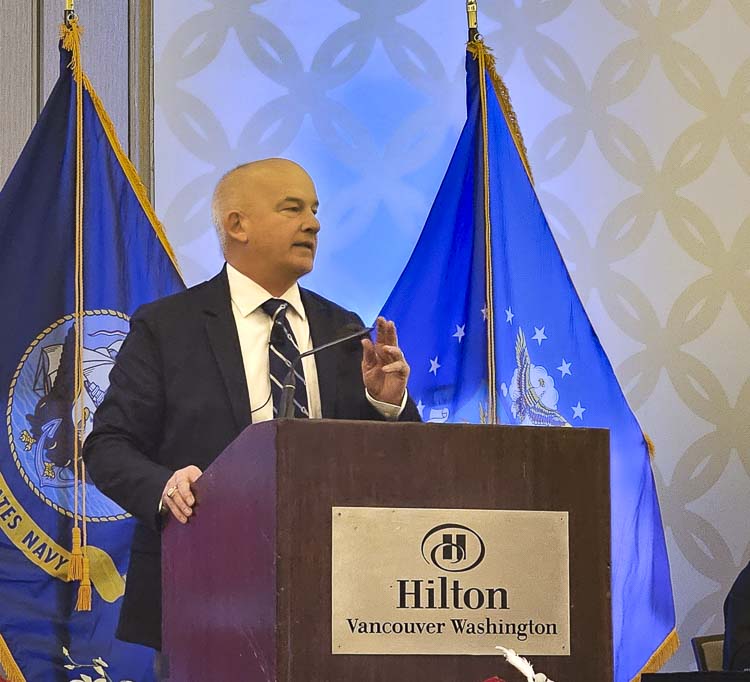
[{"x1": 154, "y1": 0, "x2": 750, "y2": 671}]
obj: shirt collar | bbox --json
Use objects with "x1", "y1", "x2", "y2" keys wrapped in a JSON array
[{"x1": 226, "y1": 263, "x2": 306, "y2": 321}]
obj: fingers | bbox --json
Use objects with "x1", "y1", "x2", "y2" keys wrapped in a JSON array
[
  {"x1": 379, "y1": 344, "x2": 409, "y2": 383},
  {"x1": 375, "y1": 344, "x2": 405, "y2": 366},
  {"x1": 162, "y1": 465, "x2": 203, "y2": 525},
  {"x1": 381, "y1": 358, "x2": 409, "y2": 375},
  {"x1": 361, "y1": 338, "x2": 376, "y2": 369},
  {"x1": 363, "y1": 335, "x2": 409, "y2": 376},
  {"x1": 163, "y1": 494, "x2": 189, "y2": 524},
  {"x1": 375, "y1": 317, "x2": 398, "y2": 347}
]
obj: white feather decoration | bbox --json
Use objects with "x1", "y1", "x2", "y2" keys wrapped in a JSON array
[{"x1": 495, "y1": 646, "x2": 555, "y2": 682}]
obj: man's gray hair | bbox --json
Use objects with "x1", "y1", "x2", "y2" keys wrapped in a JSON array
[
  {"x1": 210, "y1": 191, "x2": 228, "y2": 251},
  {"x1": 211, "y1": 164, "x2": 251, "y2": 252}
]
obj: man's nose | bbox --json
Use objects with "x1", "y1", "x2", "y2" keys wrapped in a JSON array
[{"x1": 305, "y1": 211, "x2": 320, "y2": 232}]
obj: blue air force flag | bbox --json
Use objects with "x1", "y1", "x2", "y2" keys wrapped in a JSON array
[
  {"x1": 0, "y1": 34, "x2": 183, "y2": 682},
  {"x1": 380, "y1": 43, "x2": 677, "y2": 682}
]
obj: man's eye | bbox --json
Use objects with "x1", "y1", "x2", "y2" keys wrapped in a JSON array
[{"x1": 284, "y1": 206, "x2": 301, "y2": 212}]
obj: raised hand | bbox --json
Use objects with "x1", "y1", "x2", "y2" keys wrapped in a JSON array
[{"x1": 361, "y1": 317, "x2": 410, "y2": 406}]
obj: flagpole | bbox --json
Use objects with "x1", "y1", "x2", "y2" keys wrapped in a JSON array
[
  {"x1": 466, "y1": 0, "x2": 478, "y2": 42},
  {"x1": 467, "y1": 2, "x2": 498, "y2": 424},
  {"x1": 64, "y1": 0, "x2": 76, "y2": 25}
]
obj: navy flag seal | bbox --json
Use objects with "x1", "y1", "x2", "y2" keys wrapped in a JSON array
[{"x1": 7, "y1": 310, "x2": 129, "y2": 522}]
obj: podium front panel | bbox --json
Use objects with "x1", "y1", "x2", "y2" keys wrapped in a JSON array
[{"x1": 163, "y1": 419, "x2": 611, "y2": 682}]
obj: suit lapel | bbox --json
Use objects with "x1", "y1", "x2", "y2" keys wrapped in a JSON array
[
  {"x1": 202, "y1": 267, "x2": 252, "y2": 431},
  {"x1": 301, "y1": 288, "x2": 338, "y2": 418}
]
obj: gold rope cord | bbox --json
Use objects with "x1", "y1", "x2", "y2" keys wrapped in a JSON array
[
  {"x1": 57, "y1": 14, "x2": 183, "y2": 610},
  {"x1": 473, "y1": 39, "x2": 497, "y2": 425},
  {"x1": 59, "y1": 17, "x2": 91, "y2": 612}
]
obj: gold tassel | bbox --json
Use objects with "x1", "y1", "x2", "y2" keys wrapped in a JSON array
[
  {"x1": 75, "y1": 552, "x2": 92, "y2": 612},
  {"x1": 645, "y1": 433, "x2": 656, "y2": 459},
  {"x1": 59, "y1": 21, "x2": 84, "y2": 77},
  {"x1": 67, "y1": 527, "x2": 83, "y2": 580}
]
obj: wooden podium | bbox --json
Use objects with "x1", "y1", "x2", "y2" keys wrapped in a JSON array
[{"x1": 162, "y1": 420, "x2": 611, "y2": 681}]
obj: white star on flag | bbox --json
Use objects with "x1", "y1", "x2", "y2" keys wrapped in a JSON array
[
  {"x1": 429, "y1": 356, "x2": 441, "y2": 375},
  {"x1": 481, "y1": 305, "x2": 488, "y2": 321},
  {"x1": 572, "y1": 401, "x2": 586, "y2": 420},
  {"x1": 532, "y1": 326, "x2": 547, "y2": 345},
  {"x1": 505, "y1": 307, "x2": 514, "y2": 324},
  {"x1": 416, "y1": 400, "x2": 425, "y2": 418},
  {"x1": 557, "y1": 359, "x2": 572, "y2": 377},
  {"x1": 453, "y1": 324, "x2": 465, "y2": 342}
]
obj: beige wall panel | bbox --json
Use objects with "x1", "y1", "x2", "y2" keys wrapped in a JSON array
[{"x1": 0, "y1": 3, "x2": 35, "y2": 185}]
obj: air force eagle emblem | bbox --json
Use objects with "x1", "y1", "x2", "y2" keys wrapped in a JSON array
[
  {"x1": 509, "y1": 328, "x2": 569, "y2": 427},
  {"x1": 7, "y1": 311, "x2": 130, "y2": 520}
]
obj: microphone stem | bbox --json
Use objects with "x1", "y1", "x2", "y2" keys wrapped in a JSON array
[{"x1": 278, "y1": 325, "x2": 374, "y2": 419}]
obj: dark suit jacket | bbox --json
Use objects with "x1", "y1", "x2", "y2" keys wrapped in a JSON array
[
  {"x1": 83, "y1": 268, "x2": 420, "y2": 650},
  {"x1": 725, "y1": 561, "x2": 750, "y2": 671}
]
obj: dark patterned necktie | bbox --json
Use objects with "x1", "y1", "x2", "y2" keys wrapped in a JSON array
[{"x1": 261, "y1": 298, "x2": 309, "y2": 418}]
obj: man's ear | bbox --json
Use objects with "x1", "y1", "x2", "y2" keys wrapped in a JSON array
[{"x1": 224, "y1": 210, "x2": 249, "y2": 244}]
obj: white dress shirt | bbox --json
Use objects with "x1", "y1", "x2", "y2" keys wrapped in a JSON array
[{"x1": 226, "y1": 264, "x2": 404, "y2": 422}]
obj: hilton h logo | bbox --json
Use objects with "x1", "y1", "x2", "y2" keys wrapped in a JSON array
[
  {"x1": 442, "y1": 533, "x2": 466, "y2": 562},
  {"x1": 421, "y1": 523, "x2": 486, "y2": 572}
]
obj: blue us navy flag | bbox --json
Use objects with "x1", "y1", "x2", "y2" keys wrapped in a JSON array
[
  {"x1": 381, "y1": 43, "x2": 676, "y2": 682},
  {"x1": 0, "y1": 36, "x2": 183, "y2": 682}
]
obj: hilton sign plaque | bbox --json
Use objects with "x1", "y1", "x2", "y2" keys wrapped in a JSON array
[{"x1": 331, "y1": 507, "x2": 570, "y2": 656}]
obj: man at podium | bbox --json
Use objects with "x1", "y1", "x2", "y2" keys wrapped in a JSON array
[{"x1": 84, "y1": 158, "x2": 420, "y2": 652}]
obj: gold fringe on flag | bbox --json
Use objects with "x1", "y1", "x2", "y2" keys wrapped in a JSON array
[
  {"x1": 631, "y1": 629, "x2": 680, "y2": 681},
  {"x1": 0, "y1": 633, "x2": 25, "y2": 682},
  {"x1": 467, "y1": 39, "x2": 534, "y2": 186},
  {"x1": 80, "y1": 79, "x2": 181, "y2": 274}
]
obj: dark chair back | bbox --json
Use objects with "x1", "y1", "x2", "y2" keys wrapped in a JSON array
[{"x1": 692, "y1": 635, "x2": 727, "y2": 672}]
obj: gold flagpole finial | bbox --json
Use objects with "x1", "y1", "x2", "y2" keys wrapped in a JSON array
[
  {"x1": 64, "y1": 0, "x2": 76, "y2": 27},
  {"x1": 466, "y1": 0, "x2": 479, "y2": 41}
]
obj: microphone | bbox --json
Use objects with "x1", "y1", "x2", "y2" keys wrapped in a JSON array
[{"x1": 278, "y1": 323, "x2": 374, "y2": 418}]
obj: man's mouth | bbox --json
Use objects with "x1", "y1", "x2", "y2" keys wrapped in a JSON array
[{"x1": 293, "y1": 242, "x2": 315, "y2": 252}]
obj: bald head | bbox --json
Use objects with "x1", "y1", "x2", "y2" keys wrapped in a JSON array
[{"x1": 211, "y1": 158, "x2": 321, "y2": 295}]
